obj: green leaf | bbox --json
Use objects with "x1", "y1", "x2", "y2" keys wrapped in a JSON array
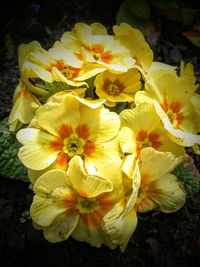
[
  {"x1": 116, "y1": 2, "x2": 150, "y2": 33},
  {"x1": 181, "y1": 8, "x2": 200, "y2": 26},
  {"x1": 172, "y1": 164, "x2": 200, "y2": 198},
  {"x1": 125, "y1": 0, "x2": 151, "y2": 20},
  {"x1": 0, "y1": 117, "x2": 28, "y2": 182},
  {"x1": 150, "y1": 0, "x2": 181, "y2": 21},
  {"x1": 36, "y1": 81, "x2": 71, "y2": 102}
]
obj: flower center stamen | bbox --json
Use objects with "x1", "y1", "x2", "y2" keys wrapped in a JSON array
[
  {"x1": 76, "y1": 198, "x2": 99, "y2": 213},
  {"x1": 107, "y1": 83, "x2": 120, "y2": 95},
  {"x1": 63, "y1": 134, "x2": 84, "y2": 157}
]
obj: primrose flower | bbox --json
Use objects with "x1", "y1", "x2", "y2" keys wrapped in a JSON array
[
  {"x1": 30, "y1": 156, "x2": 124, "y2": 248},
  {"x1": 16, "y1": 93, "x2": 121, "y2": 182},
  {"x1": 8, "y1": 41, "x2": 47, "y2": 131},
  {"x1": 60, "y1": 22, "x2": 135, "y2": 75},
  {"x1": 103, "y1": 148, "x2": 186, "y2": 251},
  {"x1": 22, "y1": 46, "x2": 87, "y2": 87},
  {"x1": 8, "y1": 82, "x2": 41, "y2": 131},
  {"x1": 113, "y1": 23, "x2": 153, "y2": 72},
  {"x1": 135, "y1": 148, "x2": 186, "y2": 213},
  {"x1": 94, "y1": 68, "x2": 141, "y2": 106},
  {"x1": 135, "y1": 62, "x2": 200, "y2": 146},
  {"x1": 119, "y1": 103, "x2": 185, "y2": 157}
]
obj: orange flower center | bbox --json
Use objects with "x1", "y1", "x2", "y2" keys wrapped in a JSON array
[
  {"x1": 47, "y1": 60, "x2": 80, "y2": 80},
  {"x1": 87, "y1": 44, "x2": 113, "y2": 64},
  {"x1": 136, "y1": 174, "x2": 162, "y2": 212},
  {"x1": 50, "y1": 124, "x2": 96, "y2": 168},
  {"x1": 103, "y1": 78, "x2": 124, "y2": 96},
  {"x1": 64, "y1": 191, "x2": 115, "y2": 227},
  {"x1": 136, "y1": 129, "x2": 162, "y2": 154},
  {"x1": 161, "y1": 101, "x2": 184, "y2": 128}
]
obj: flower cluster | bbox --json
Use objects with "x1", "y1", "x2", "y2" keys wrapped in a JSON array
[{"x1": 9, "y1": 22, "x2": 200, "y2": 251}]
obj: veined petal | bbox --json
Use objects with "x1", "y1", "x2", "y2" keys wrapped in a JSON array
[
  {"x1": 18, "y1": 41, "x2": 42, "y2": 71},
  {"x1": 139, "y1": 147, "x2": 182, "y2": 185},
  {"x1": 97, "y1": 160, "x2": 125, "y2": 199},
  {"x1": 36, "y1": 94, "x2": 80, "y2": 136},
  {"x1": 8, "y1": 89, "x2": 41, "y2": 131},
  {"x1": 113, "y1": 23, "x2": 153, "y2": 71},
  {"x1": 68, "y1": 156, "x2": 113, "y2": 198},
  {"x1": 79, "y1": 106, "x2": 120, "y2": 142},
  {"x1": 23, "y1": 61, "x2": 53, "y2": 82},
  {"x1": 122, "y1": 154, "x2": 136, "y2": 178},
  {"x1": 71, "y1": 216, "x2": 114, "y2": 249},
  {"x1": 17, "y1": 128, "x2": 58, "y2": 170},
  {"x1": 33, "y1": 169, "x2": 69, "y2": 195},
  {"x1": 43, "y1": 213, "x2": 79, "y2": 243},
  {"x1": 142, "y1": 173, "x2": 186, "y2": 213},
  {"x1": 103, "y1": 200, "x2": 138, "y2": 251},
  {"x1": 154, "y1": 100, "x2": 200, "y2": 146},
  {"x1": 30, "y1": 195, "x2": 67, "y2": 227},
  {"x1": 85, "y1": 137, "x2": 121, "y2": 170},
  {"x1": 119, "y1": 127, "x2": 136, "y2": 154}
]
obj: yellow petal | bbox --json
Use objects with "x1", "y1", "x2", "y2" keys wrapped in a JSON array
[
  {"x1": 154, "y1": 101, "x2": 200, "y2": 146},
  {"x1": 71, "y1": 216, "x2": 115, "y2": 249},
  {"x1": 79, "y1": 106, "x2": 120, "y2": 142},
  {"x1": 8, "y1": 89, "x2": 41, "y2": 131},
  {"x1": 43, "y1": 213, "x2": 79, "y2": 243},
  {"x1": 36, "y1": 94, "x2": 80, "y2": 136},
  {"x1": 18, "y1": 41, "x2": 41, "y2": 71},
  {"x1": 33, "y1": 169, "x2": 68, "y2": 195},
  {"x1": 103, "y1": 200, "x2": 138, "y2": 251},
  {"x1": 139, "y1": 147, "x2": 182, "y2": 185},
  {"x1": 17, "y1": 128, "x2": 58, "y2": 170},
  {"x1": 30, "y1": 195, "x2": 66, "y2": 226},
  {"x1": 68, "y1": 156, "x2": 113, "y2": 198},
  {"x1": 23, "y1": 61, "x2": 53, "y2": 82},
  {"x1": 113, "y1": 23, "x2": 153, "y2": 71},
  {"x1": 90, "y1": 23, "x2": 108, "y2": 35},
  {"x1": 85, "y1": 137, "x2": 121, "y2": 171},
  {"x1": 119, "y1": 127, "x2": 136, "y2": 154},
  {"x1": 139, "y1": 173, "x2": 186, "y2": 213}
]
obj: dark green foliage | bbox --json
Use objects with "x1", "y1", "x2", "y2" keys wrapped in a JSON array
[
  {"x1": 172, "y1": 164, "x2": 200, "y2": 198},
  {"x1": 0, "y1": 117, "x2": 28, "y2": 182}
]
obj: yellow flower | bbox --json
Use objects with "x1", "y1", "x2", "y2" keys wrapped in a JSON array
[
  {"x1": 23, "y1": 46, "x2": 87, "y2": 87},
  {"x1": 136, "y1": 148, "x2": 186, "y2": 213},
  {"x1": 113, "y1": 23, "x2": 153, "y2": 72},
  {"x1": 30, "y1": 156, "x2": 124, "y2": 248},
  {"x1": 8, "y1": 41, "x2": 46, "y2": 131},
  {"x1": 8, "y1": 82, "x2": 41, "y2": 131},
  {"x1": 119, "y1": 103, "x2": 184, "y2": 157},
  {"x1": 60, "y1": 22, "x2": 135, "y2": 75},
  {"x1": 16, "y1": 93, "x2": 121, "y2": 178},
  {"x1": 94, "y1": 68, "x2": 141, "y2": 106},
  {"x1": 135, "y1": 62, "x2": 200, "y2": 146},
  {"x1": 191, "y1": 93, "x2": 200, "y2": 131},
  {"x1": 103, "y1": 148, "x2": 186, "y2": 251}
]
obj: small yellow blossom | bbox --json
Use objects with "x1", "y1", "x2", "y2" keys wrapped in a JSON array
[
  {"x1": 30, "y1": 156, "x2": 124, "y2": 248},
  {"x1": 16, "y1": 94, "x2": 121, "y2": 180},
  {"x1": 94, "y1": 68, "x2": 141, "y2": 106},
  {"x1": 103, "y1": 148, "x2": 186, "y2": 251},
  {"x1": 8, "y1": 41, "x2": 46, "y2": 131},
  {"x1": 113, "y1": 23, "x2": 153, "y2": 72},
  {"x1": 136, "y1": 148, "x2": 186, "y2": 213},
  {"x1": 60, "y1": 22, "x2": 135, "y2": 75},
  {"x1": 135, "y1": 62, "x2": 200, "y2": 146},
  {"x1": 8, "y1": 82, "x2": 41, "y2": 131},
  {"x1": 23, "y1": 46, "x2": 87, "y2": 87},
  {"x1": 119, "y1": 103, "x2": 184, "y2": 157}
]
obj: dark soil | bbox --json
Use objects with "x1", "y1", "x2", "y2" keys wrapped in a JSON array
[{"x1": 0, "y1": 1, "x2": 200, "y2": 267}]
